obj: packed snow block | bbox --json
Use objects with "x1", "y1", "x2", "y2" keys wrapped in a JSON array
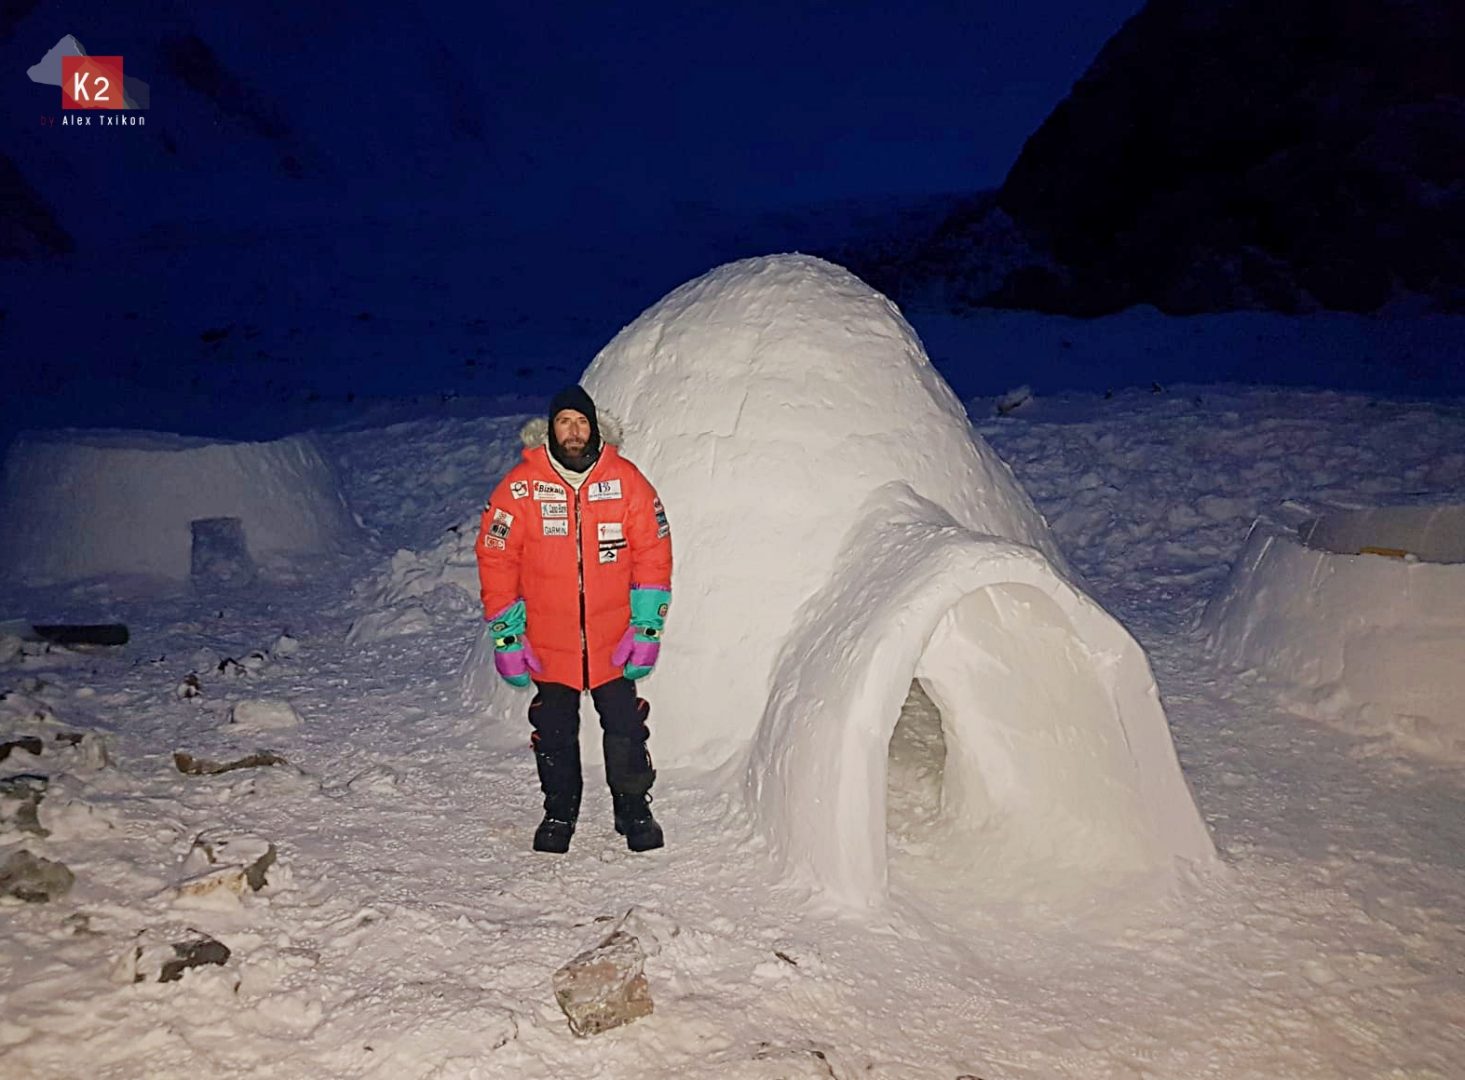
[
  {"x1": 462, "y1": 254, "x2": 1213, "y2": 905},
  {"x1": 1202, "y1": 502, "x2": 1465, "y2": 759},
  {"x1": 0, "y1": 429, "x2": 359, "y2": 584}
]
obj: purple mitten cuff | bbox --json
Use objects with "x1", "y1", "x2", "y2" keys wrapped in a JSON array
[
  {"x1": 611, "y1": 626, "x2": 635, "y2": 666},
  {"x1": 495, "y1": 648, "x2": 529, "y2": 681},
  {"x1": 630, "y1": 638, "x2": 659, "y2": 668}
]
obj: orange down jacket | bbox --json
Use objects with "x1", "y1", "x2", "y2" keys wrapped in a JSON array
[{"x1": 476, "y1": 441, "x2": 672, "y2": 690}]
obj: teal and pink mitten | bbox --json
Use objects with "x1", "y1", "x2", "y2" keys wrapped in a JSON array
[
  {"x1": 612, "y1": 586, "x2": 670, "y2": 681},
  {"x1": 488, "y1": 599, "x2": 541, "y2": 688}
]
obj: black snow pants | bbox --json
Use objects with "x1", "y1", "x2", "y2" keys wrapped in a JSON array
[{"x1": 529, "y1": 678, "x2": 655, "y2": 801}]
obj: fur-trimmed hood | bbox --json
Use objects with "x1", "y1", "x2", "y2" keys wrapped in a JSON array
[{"x1": 520, "y1": 409, "x2": 624, "y2": 449}]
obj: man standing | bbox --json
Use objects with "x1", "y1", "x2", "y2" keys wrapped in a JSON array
[{"x1": 475, "y1": 386, "x2": 672, "y2": 854}]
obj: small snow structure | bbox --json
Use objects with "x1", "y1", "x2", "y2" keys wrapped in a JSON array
[
  {"x1": 0, "y1": 430, "x2": 358, "y2": 585},
  {"x1": 1203, "y1": 501, "x2": 1465, "y2": 759},
  {"x1": 464, "y1": 255, "x2": 1213, "y2": 906}
]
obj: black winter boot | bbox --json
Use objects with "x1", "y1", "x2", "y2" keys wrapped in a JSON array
[
  {"x1": 604, "y1": 733, "x2": 663, "y2": 852},
  {"x1": 532, "y1": 741, "x2": 582, "y2": 854},
  {"x1": 612, "y1": 792, "x2": 664, "y2": 852}
]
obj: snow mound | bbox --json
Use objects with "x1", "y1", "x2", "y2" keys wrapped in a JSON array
[
  {"x1": 463, "y1": 254, "x2": 1214, "y2": 906},
  {"x1": 0, "y1": 430, "x2": 360, "y2": 585},
  {"x1": 229, "y1": 699, "x2": 303, "y2": 732},
  {"x1": 1202, "y1": 501, "x2": 1465, "y2": 759}
]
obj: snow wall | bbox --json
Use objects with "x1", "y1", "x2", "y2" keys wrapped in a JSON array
[
  {"x1": 463, "y1": 254, "x2": 1214, "y2": 905},
  {"x1": 1202, "y1": 501, "x2": 1465, "y2": 759},
  {"x1": 0, "y1": 430, "x2": 359, "y2": 585}
]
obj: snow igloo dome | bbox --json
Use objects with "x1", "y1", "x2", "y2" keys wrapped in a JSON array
[{"x1": 464, "y1": 254, "x2": 1214, "y2": 906}]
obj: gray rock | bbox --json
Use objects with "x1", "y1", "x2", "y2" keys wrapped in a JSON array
[
  {"x1": 0, "y1": 772, "x2": 49, "y2": 835},
  {"x1": 175, "y1": 829, "x2": 277, "y2": 898},
  {"x1": 552, "y1": 929, "x2": 653, "y2": 1037},
  {"x1": 0, "y1": 736, "x2": 43, "y2": 762},
  {"x1": 0, "y1": 848, "x2": 74, "y2": 902},
  {"x1": 173, "y1": 749, "x2": 289, "y2": 776},
  {"x1": 159, "y1": 935, "x2": 231, "y2": 982},
  {"x1": 122, "y1": 930, "x2": 232, "y2": 983}
]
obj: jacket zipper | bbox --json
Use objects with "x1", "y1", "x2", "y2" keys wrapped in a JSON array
[{"x1": 575, "y1": 485, "x2": 590, "y2": 689}]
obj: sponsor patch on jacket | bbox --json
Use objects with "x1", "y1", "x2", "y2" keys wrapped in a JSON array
[
  {"x1": 533, "y1": 480, "x2": 566, "y2": 500},
  {"x1": 542, "y1": 519, "x2": 569, "y2": 537},
  {"x1": 541, "y1": 501, "x2": 569, "y2": 519},
  {"x1": 586, "y1": 479, "x2": 622, "y2": 502},
  {"x1": 482, "y1": 535, "x2": 505, "y2": 550},
  {"x1": 492, "y1": 507, "x2": 514, "y2": 527},
  {"x1": 597, "y1": 516, "x2": 628, "y2": 561},
  {"x1": 488, "y1": 522, "x2": 510, "y2": 540},
  {"x1": 653, "y1": 496, "x2": 669, "y2": 538},
  {"x1": 510, "y1": 481, "x2": 529, "y2": 500}
]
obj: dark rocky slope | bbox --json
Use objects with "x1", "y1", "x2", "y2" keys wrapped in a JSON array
[{"x1": 839, "y1": 0, "x2": 1465, "y2": 316}]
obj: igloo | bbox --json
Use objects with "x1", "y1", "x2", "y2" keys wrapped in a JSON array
[
  {"x1": 0, "y1": 430, "x2": 359, "y2": 586},
  {"x1": 1202, "y1": 501, "x2": 1465, "y2": 759},
  {"x1": 464, "y1": 254, "x2": 1214, "y2": 906}
]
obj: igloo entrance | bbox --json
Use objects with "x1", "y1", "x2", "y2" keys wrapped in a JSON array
[{"x1": 886, "y1": 584, "x2": 1158, "y2": 901}]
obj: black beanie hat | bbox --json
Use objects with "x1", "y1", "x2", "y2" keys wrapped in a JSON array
[{"x1": 548, "y1": 384, "x2": 601, "y2": 468}]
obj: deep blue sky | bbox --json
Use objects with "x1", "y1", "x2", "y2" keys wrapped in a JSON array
[
  {"x1": 463, "y1": 2, "x2": 1147, "y2": 214},
  {"x1": 7, "y1": 0, "x2": 1458, "y2": 449}
]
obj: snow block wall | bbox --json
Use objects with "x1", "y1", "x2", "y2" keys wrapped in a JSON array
[
  {"x1": 0, "y1": 430, "x2": 359, "y2": 585},
  {"x1": 463, "y1": 254, "x2": 1214, "y2": 905},
  {"x1": 1202, "y1": 502, "x2": 1465, "y2": 760}
]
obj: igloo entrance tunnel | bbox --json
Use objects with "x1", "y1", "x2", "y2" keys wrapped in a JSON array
[{"x1": 463, "y1": 254, "x2": 1214, "y2": 906}]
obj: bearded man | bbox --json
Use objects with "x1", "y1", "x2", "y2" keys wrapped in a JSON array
[{"x1": 476, "y1": 385, "x2": 672, "y2": 853}]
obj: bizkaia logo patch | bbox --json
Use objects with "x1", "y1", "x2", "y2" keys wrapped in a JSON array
[{"x1": 28, "y1": 34, "x2": 150, "y2": 128}]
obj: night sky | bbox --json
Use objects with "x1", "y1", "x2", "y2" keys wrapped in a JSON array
[
  {"x1": 465, "y1": 1, "x2": 1146, "y2": 215},
  {"x1": 3, "y1": 0, "x2": 1458, "y2": 446}
]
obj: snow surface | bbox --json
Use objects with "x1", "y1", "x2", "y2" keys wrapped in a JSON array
[
  {"x1": 0, "y1": 431, "x2": 358, "y2": 585},
  {"x1": 1, "y1": 381, "x2": 1463, "y2": 1078}
]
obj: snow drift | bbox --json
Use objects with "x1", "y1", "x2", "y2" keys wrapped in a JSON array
[
  {"x1": 1202, "y1": 501, "x2": 1465, "y2": 759},
  {"x1": 0, "y1": 430, "x2": 359, "y2": 585},
  {"x1": 463, "y1": 254, "x2": 1214, "y2": 905}
]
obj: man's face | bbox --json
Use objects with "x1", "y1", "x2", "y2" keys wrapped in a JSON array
[{"x1": 553, "y1": 409, "x2": 591, "y2": 456}]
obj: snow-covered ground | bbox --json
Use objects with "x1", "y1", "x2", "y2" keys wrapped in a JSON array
[{"x1": 2, "y1": 383, "x2": 1463, "y2": 1079}]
